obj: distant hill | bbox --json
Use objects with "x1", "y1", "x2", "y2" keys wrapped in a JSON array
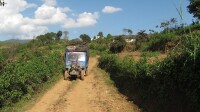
[{"x1": 4, "y1": 39, "x2": 31, "y2": 43}]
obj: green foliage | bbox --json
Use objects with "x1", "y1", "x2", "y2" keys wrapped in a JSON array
[
  {"x1": 106, "y1": 34, "x2": 112, "y2": 39},
  {"x1": 89, "y1": 49, "x2": 97, "y2": 57},
  {"x1": 56, "y1": 31, "x2": 62, "y2": 41},
  {"x1": 139, "y1": 22, "x2": 200, "y2": 53},
  {"x1": 144, "y1": 33, "x2": 177, "y2": 51},
  {"x1": 97, "y1": 32, "x2": 104, "y2": 38},
  {"x1": 123, "y1": 28, "x2": 133, "y2": 35},
  {"x1": 0, "y1": 43, "x2": 19, "y2": 72},
  {"x1": 80, "y1": 34, "x2": 91, "y2": 43},
  {"x1": 110, "y1": 36, "x2": 126, "y2": 53},
  {"x1": 160, "y1": 18, "x2": 178, "y2": 33},
  {"x1": 63, "y1": 31, "x2": 69, "y2": 41},
  {"x1": 69, "y1": 38, "x2": 83, "y2": 45},
  {"x1": 89, "y1": 42, "x2": 107, "y2": 52},
  {"x1": 175, "y1": 23, "x2": 200, "y2": 35},
  {"x1": 0, "y1": 40, "x2": 64, "y2": 109},
  {"x1": 35, "y1": 32, "x2": 59, "y2": 46},
  {"x1": 99, "y1": 33, "x2": 200, "y2": 111},
  {"x1": 141, "y1": 51, "x2": 160, "y2": 57},
  {"x1": 135, "y1": 30, "x2": 148, "y2": 50},
  {"x1": 188, "y1": 0, "x2": 200, "y2": 19},
  {"x1": 89, "y1": 35, "x2": 112, "y2": 56}
]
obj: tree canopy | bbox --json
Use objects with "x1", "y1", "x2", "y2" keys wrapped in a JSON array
[
  {"x1": 98, "y1": 32, "x2": 104, "y2": 38},
  {"x1": 56, "y1": 31, "x2": 62, "y2": 41},
  {"x1": 63, "y1": 31, "x2": 69, "y2": 40},
  {"x1": 123, "y1": 28, "x2": 133, "y2": 35},
  {"x1": 80, "y1": 34, "x2": 91, "y2": 43},
  {"x1": 110, "y1": 36, "x2": 126, "y2": 53},
  {"x1": 188, "y1": 0, "x2": 200, "y2": 19},
  {"x1": 36, "y1": 32, "x2": 56, "y2": 45}
]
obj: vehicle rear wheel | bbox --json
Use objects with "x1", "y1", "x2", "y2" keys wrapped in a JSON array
[
  {"x1": 85, "y1": 70, "x2": 88, "y2": 76},
  {"x1": 64, "y1": 70, "x2": 69, "y2": 80},
  {"x1": 80, "y1": 70, "x2": 85, "y2": 80}
]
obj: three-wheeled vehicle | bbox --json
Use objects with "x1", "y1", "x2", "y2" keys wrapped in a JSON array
[{"x1": 64, "y1": 45, "x2": 89, "y2": 80}]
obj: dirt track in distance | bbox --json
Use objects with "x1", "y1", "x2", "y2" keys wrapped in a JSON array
[{"x1": 26, "y1": 57, "x2": 141, "y2": 112}]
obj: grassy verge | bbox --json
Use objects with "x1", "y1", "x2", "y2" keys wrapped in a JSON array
[
  {"x1": 141, "y1": 51, "x2": 160, "y2": 57},
  {"x1": 95, "y1": 68, "x2": 115, "y2": 88}
]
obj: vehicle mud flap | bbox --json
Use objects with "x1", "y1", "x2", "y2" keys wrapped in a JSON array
[{"x1": 80, "y1": 70, "x2": 85, "y2": 80}]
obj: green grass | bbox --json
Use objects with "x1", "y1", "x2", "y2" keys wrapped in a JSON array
[
  {"x1": 141, "y1": 51, "x2": 160, "y2": 58},
  {"x1": 89, "y1": 49, "x2": 99, "y2": 57},
  {"x1": 96, "y1": 68, "x2": 115, "y2": 86}
]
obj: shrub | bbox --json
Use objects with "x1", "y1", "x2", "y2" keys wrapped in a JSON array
[
  {"x1": 98, "y1": 33, "x2": 200, "y2": 112},
  {"x1": 0, "y1": 43, "x2": 64, "y2": 109},
  {"x1": 110, "y1": 36, "x2": 126, "y2": 53},
  {"x1": 145, "y1": 33, "x2": 178, "y2": 52}
]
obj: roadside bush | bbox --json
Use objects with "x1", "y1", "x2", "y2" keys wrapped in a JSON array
[
  {"x1": 98, "y1": 33, "x2": 200, "y2": 112},
  {"x1": 144, "y1": 33, "x2": 178, "y2": 52},
  {"x1": 89, "y1": 42, "x2": 108, "y2": 52},
  {"x1": 176, "y1": 23, "x2": 200, "y2": 35},
  {"x1": 0, "y1": 44, "x2": 19, "y2": 72},
  {"x1": 0, "y1": 44, "x2": 64, "y2": 108},
  {"x1": 110, "y1": 36, "x2": 126, "y2": 53}
]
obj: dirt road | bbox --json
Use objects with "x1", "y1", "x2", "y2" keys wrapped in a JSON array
[{"x1": 26, "y1": 57, "x2": 140, "y2": 112}]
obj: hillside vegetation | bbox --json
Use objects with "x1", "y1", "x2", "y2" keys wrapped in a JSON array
[
  {"x1": 96, "y1": 23, "x2": 200, "y2": 112},
  {"x1": 1, "y1": 22, "x2": 199, "y2": 112},
  {"x1": 0, "y1": 1, "x2": 200, "y2": 111},
  {"x1": 0, "y1": 33, "x2": 65, "y2": 110}
]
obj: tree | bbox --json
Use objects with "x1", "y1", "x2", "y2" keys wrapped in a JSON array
[
  {"x1": 98, "y1": 32, "x2": 104, "y2": 38},
  {"x1": 80, "y1": 34, "x2": 91, "y2": 43},
  {"x1": 123, "y1": 28, "x2": 128, "y2": 34},
  {"x1": 170, "y1": 18, "x2": 177, "y2": 28},
  {"x1": 63, "y1": 31, "x2": 69, "y2": 41},
  {"x1": 149, "y1": 29, "x2": 156, "y2": 34},
  {"x1": 56, "y1": 31, "x2": 62, "y2": 41},
  {"x1": 36, "y1": 32, "x2": 56, "y2": 45},
  {"x1": 135, "y1": 30, "x2": 148, "y2": 49},
  {"x1": 128, "y1": 29, "x2": 133, "y2": 35},
  {"x1": 93, "y1": 36, "x2": 96, "y2": 40},
  {"x1": 104, "y1": 34, "x2": 112, "y2": 42},
  {"x1": 160, "y1": 21, "x2": 170, "y2": 33},
  {"x1": 155, "y1": 25, "x2": 159, "y2": 28},
  {"x1": 123, "y1": 28, "x2": 132, "y2": 35},
  {"x1": 69, "y1": 38, "x2": 82, "y2": 45},
  {"x1": 110, "y1": 36, "x2": 126, "y2": 53},
  {"x1": 106, "y1": 34, "x2": 112, "y2": 39},
  {"x1": 188, "y1": 0, "x2": 200, "y2": 19},
  {"x1": 44, "y1": 32, "x2": 56, "y2": 44}
]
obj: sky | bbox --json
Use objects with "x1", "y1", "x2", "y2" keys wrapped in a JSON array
[{"x1": 0, "y1": 0, "x2": 195, "y2": 41}]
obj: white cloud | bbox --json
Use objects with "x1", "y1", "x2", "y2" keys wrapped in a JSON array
[
  {"x1": 102, "y1": 6, "x2": 122, "y2": 14},
  {"x1": 0, "y1": 0, "x2": 43, "y2": 39},
  {"x1": 34, "y1": 5, "x2": 67, "y2": 24},
  {"x1": 63, "y1": 12, "x2": 99, "y2": 28},
  {"x1": 34, "y1": 4, "x2": 99, "y2": 28},
  {"x1": 42, "y1": 0, "x2": 57, "y2": 6},
  {"x1": 0, "y1": 0, "x2": 99, "y2": 39}
]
